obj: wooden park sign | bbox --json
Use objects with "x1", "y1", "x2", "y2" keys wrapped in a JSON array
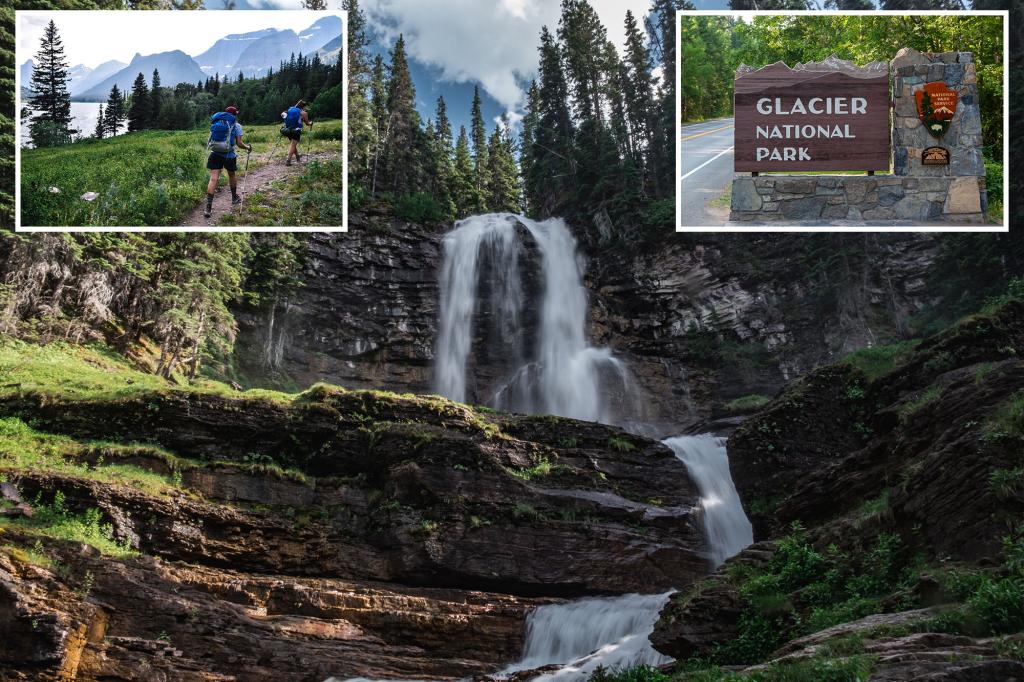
[{"x1": 734, "y1": 56, "x2": 890, "y2": 172}]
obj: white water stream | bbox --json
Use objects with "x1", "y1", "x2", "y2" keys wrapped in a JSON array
[
  {"x1": 435, "y1": 213, "x2": 635, "y2": 424},
  {"x1": 343, "y1": 214, "x2": 753, "y2": 682},
  {"x1": 498, "y1": 592, "x2": 674, "y2": 681},
  {"x1": 663, "y1": 435, "x2": 754, "y2": 568}
]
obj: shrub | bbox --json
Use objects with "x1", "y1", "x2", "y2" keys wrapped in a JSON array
[
  {"x1": 393, "y1": 193, "x2": 447, "y2": 223},
  {"x1": 725, "y1": 395, "x2": 771, "y2": 412},
  {"x1": 608, "y1": 436, "x2": 636, "y2": 453}
]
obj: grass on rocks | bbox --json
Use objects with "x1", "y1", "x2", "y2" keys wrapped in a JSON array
[{"x1": 19, "y1": 120, "x2": 342, "y2": 227}]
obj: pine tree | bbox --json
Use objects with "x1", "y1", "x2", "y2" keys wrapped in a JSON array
[
  {"x1": 469, "y1": 85, "x2": 489, "y2": 213},
  {"x1": 530, "y1": 26, "x2": 575, "y2": 217},
  {"x1": 127, "y1": 72, "x2": 151, "y2": 132},
  {"x1": 558, "y1": 0, "x2": 609, "y2": 125},
  {"x1": 344, "y1": 0, "x2": 377, "y2": 191},
  {"x1": 519, "y1": 81, "x2": 540, "y2": 216},
  {"x1": 149, "y1": 69, "x2": 163, "y2": 128},
  {"x1": 650, "y1": 0, "x2": 685, "y2": 199},
  {"x1": 103, "y1": 84, "x2": 126, "y2": 136},
  {"x1": 451, "y1": 125, "x2": 476, "y2": 218},
  {"x1": 29, "y1": 20, "x2": 74, "y2": 147},
  {"x1": 382, "y1": 34, "x2": 420, "y2": 195},
  {"x1": 93, "y1": 104, "x2": 105, "y2": 139},
  {"x1": 622, "y1": 10, "x2": 655, "y2": 180},
  {"x1": 432, "y1": 96, "x2": 456, "y2": 218},
  {"x1": 301, "y1": 0, "x2": 327, "y2": 9},
  {"x1": 486, "y1": 115, "x2": 522, "y2": 213},
  {"x1": 369, "y1": 53, "x2": 389, "y2": 193}
]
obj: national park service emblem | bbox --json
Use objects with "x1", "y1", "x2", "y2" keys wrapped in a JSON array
[{"x1": 915, "y1": 82, "x2": 958, "y2": 138}]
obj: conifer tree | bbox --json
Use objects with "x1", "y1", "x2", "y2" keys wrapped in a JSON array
[
  {"x1": 382, "y1": 34, "x2": 419, "y2": 195},
  {"x1": 127, "y1": 72, "x2": 151, "y2": 132},
  {"x1": 486, "y1": 115, "x2": 521, "y2": 213},
  {"x1": 519, "y1": 81, "x2": 540, "y2": 215},
  {"x1": 451, "y1": 125, "x2": 476, "y2": 218},
  {"x1": 432, "y1": 96, "x2": 456, "y2": 218},
  {"x1": 530, "y1": 26, "x2": 574, "y2": 217},
  {"x1": 93, "y1": 104, "x2": 105, "y2": 139},
  {"x1": 149, "y1": 69, "x2": 163, "y2": 128},
  {"x1": 469, "y1": 86, "x2": 489, "y2": 213},
  {"x1": 344, "y1": 0, "x2": 376, "y2": 190},
  {"x1": 29, "y1": 19, "x2": 74, "y2": 147},
  {"x1": 103, "y1": 84, "x2": 127, "y2": 136}
]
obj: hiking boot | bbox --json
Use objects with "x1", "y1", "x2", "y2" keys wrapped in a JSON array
[
  {"x1": 203, "y1": 205, "x2": 212, "y2": 218},
  {"x1": 286, "y1": 159, "x2": 292, "y2": 167},
  {"x1": 296, "y1": 153, "x2": 302, "y2": 162},
  {"x1": 232, "y1": 195, "x2": 242, "y2": 206}
]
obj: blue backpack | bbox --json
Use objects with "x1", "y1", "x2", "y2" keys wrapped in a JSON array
[
  {"x1": 208, "y1": 112, "x2": 236, "y2": 155},
  {"x1": 284, "y1": 106, "x2": 302, "y2": 130}
]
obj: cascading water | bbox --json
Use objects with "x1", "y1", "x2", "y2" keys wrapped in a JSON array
[
  {"x1": 434, "y1": 215, "x2": 524, "y2": 403},
  {"x1": 499, "y1": 593, "x2": 674, "y2": 681},
  {"x1": 331, "y1": 216, "x2": 753, "y2": 682},
  {"x1": 663, "y1": 434, "x2": 753, "y2": 567},
  {"x1": 434, "y1": 213, "x2": 635, "y2": 424}
]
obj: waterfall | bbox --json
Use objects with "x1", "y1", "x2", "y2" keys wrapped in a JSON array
[
  {"x1": 434, "y1": 214, "x2": 523, "y2": 403},
  {"x1": 434, "y1": 213, "x2": 633, "y2": 424},
  {"x1": 499, "y1": 592, "x2": 674, "y2": 681},
  {"x1": 663, "y1": 435, "x2": 753, "y2": 567}
]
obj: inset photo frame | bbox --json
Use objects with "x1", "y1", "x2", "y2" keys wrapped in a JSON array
[
  {"x1": 15, "y1": 9, "x2": 347, "y2": 231},
  {"x1": 675, "y1": 9, "x2": 1009, "y2": 233}
]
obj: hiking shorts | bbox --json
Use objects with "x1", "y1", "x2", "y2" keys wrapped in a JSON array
[
  {"x1": 206, "y1": 153, "x2": 237, "y2": 172},
  {"x1": 282, "y1": 128, "x2": 302, "y2": 142}
]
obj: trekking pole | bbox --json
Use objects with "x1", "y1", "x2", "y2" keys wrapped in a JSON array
[
  {"x1": 238, "y1": 148, "x2": 251, "y2": 211},
  {"x1": 305, "y1": 124, "x2": 314, "y2": 162}
]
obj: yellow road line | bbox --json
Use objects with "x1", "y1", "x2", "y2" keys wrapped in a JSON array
[{"x1": 681, "y1": 124, "x2": 734, "y2": 142}]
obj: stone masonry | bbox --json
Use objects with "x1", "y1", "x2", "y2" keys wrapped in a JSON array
[{"x1": 729, "y1": 49, "x2": 988, "y2": 224}]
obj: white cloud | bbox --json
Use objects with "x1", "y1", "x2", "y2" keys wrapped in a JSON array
[
  {"x1": 364, "y1": 0, "x2": 650, "y2": 115},
  {"x1": 16, "y1": 9, "x2": 338, "y2": 70}
]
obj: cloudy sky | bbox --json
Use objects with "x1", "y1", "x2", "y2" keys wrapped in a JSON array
[
  {"x1": 18, "y1": 10, "x2": 341, "y2": 70},
  {"x1": 204, "y1": 0, "x2": 654, "y2": 130}
]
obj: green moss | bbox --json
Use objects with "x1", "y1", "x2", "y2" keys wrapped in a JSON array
[
  {"x1": 608, "y1": 436, "x2": 636, "y2": 453},
  {"x1": 897, "y1": 386, "x2": 943, "y2": 421},
  {"x1": 0, "y1": 491, "x2": 136, "y2": 558},
  {"x1": 724, "y1": 395, "x2": 772, "y2": 412},
  {"x1": 0, "y1": 339, "x2": 293, "y2": 404},
  {"x1": 855, "y1": 491, "x2": 891, "y2": 525},
  {"x1": 841, "y1": 341, "x2": 921, "y2": 382},
  {"x1": 983, "y1": 390, "x2": 1024, "y2": 443},
  {"x1": 0, "y1": 416, "x2": 182, "y2": 496},
  {"x1": 990, "y1": 467, "x2": 1024, "y2": 499}
]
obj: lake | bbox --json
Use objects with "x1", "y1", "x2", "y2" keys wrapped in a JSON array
[{"x1": 20, "y1": 101, "x2": 128, "y2": 147}]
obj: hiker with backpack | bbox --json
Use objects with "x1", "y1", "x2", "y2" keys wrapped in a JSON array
[
  {"x1": 281, "y1": 100, "x2": 313, "y2": 167},
  {"x1": 204, "y1": 105, "x2": 253, "y2": 218}
]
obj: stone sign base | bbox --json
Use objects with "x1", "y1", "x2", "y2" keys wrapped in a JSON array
[{"x1": 729, "y1": 174, "x2": 986, "y2": 223}]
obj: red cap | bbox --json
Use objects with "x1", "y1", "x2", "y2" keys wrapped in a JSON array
[{"x1": 225, "y1": 106, "x2": 239, "y2": 115}]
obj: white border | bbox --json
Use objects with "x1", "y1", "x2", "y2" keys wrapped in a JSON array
[
  {"x1": 15, "y1": 9, "x2": 348, "y2": 232},
  {"x1": 675, "y1": 9, "x2": 1010, "y2": 233}
]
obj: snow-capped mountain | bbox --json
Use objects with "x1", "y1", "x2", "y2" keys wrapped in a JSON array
[
  {"x1": 75, "y1": 51, "x2": 206, "y2": 101},
  {"x1": 193, "y1": 16, "x2": 342, "y2": 78},
  {"x1": 20, "y1": 60, "x2": 97, "y2": 97},
  {"x1": 69, "y1": 59, "x2": 128, "y2": 96},
  {"x1": 298, "y1": 16, "x2": 342, "y2": 56},
  {"x1": 194, "y1": 27, "x2": 277, "y2": 76}
]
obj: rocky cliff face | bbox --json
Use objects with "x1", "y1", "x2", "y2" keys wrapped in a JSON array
[
  {"x1": 650, "y1": 300, "x2": 1024, "y2": 678},
  {"x1": 235, "y1": 216, "x2": 940, "y2": 435},
  {"x1": 0, "y1": 366, "x2": 708, "y2": 680}
]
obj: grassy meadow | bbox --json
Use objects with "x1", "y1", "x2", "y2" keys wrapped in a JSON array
[{"x1": 19, "y1": 119, "x2": 343, "y2": 227}]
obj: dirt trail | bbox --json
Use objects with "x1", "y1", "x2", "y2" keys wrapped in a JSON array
[{"x1": 178, "y1": 149, "x2": 335, "y2": 227}]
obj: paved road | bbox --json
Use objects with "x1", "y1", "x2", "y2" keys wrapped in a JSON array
[{"x1": 679, "y1": 118, "x2": 734, "y2": 228}]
